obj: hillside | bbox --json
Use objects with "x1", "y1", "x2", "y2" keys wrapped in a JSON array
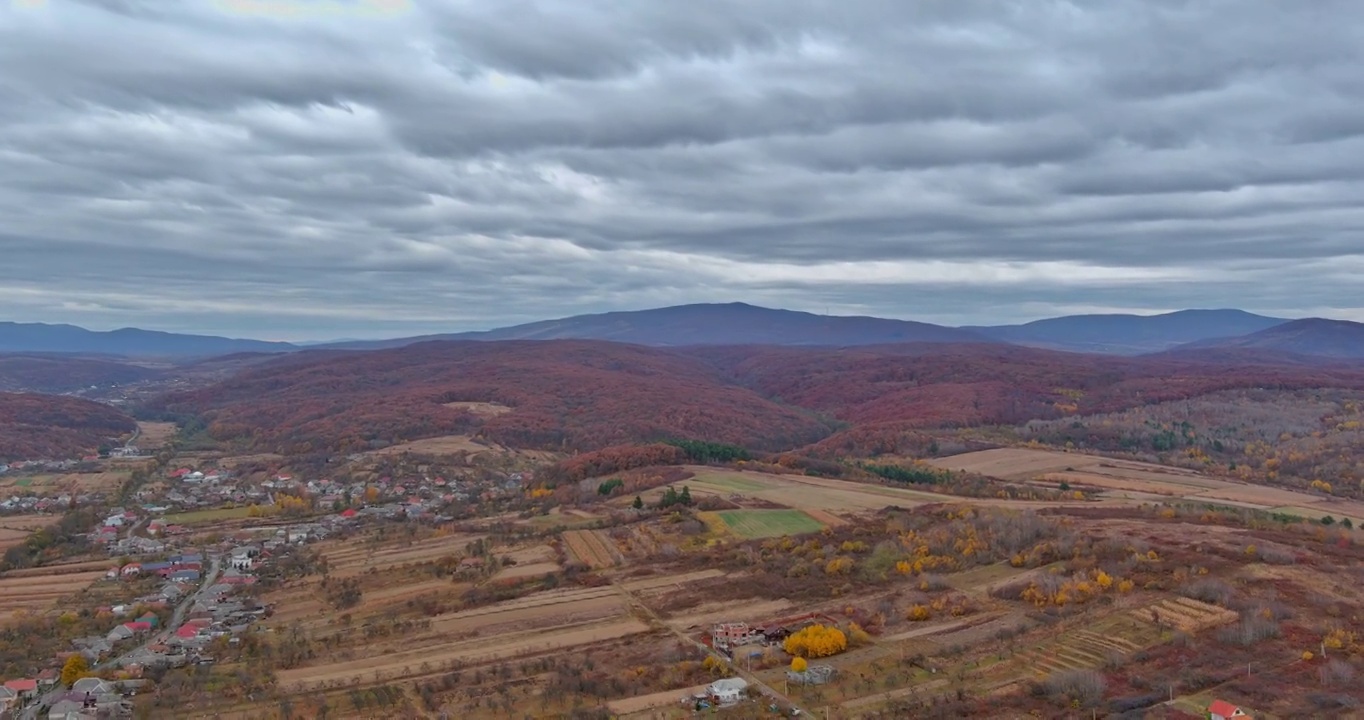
[
  {"x1": 970, "y1": 309, "x2": 1286, "y2": 354},
  {"x1": 0, "y1": 354, "x2": 163, "y2": 393},
  {"x1": 0, "y1": 393, "x2": 137, "y2": 461},
  {"x1": 682, "y1": 343, "x2": 1364, "y2": 455},
  {"x1": 321, "y1": 303, "x2": 989, "y2": 349},
  {"x1": 146, "y1": 340, "x2": 834, "y2": 454},
  {"x1": 1177, "y1": 318, "x2": 1364, "y2": 358},
  {"x1": 0, "y1": 321, "x2": 297, "y2": 357}
]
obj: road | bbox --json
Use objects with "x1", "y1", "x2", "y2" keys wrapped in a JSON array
[
  {"x1": 608, "y1": 578, "x2": 802, "y2": 714},
  {"x1": 20, "y1": 555, "x2": 222, "y2": 720}
]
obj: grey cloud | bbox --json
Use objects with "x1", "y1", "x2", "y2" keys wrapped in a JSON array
[{"x1": 2, "y1": 0, "x2": 1364, "y2": 339}]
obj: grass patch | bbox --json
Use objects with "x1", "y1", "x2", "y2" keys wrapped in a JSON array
[
  {"x1": 163, "y1": 506, "x2": 256, "y2": 524},
  {"x1": 710, "y1": 509, "x2": 826, "y2": 539},
  {"x1": 690, "y1": 472, "x2": 771, "y2": 493}
]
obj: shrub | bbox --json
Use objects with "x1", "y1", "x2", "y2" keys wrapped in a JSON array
[{"x1": 1043, "y1": 669, "x2": 1107, "y2": 708}]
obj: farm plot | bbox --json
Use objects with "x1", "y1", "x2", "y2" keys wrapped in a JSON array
[
  {"x1": 681, "y1": 468, "x2": 954, "y2": 514},
  {"x1": 0, "y1": 569, "x2": 106, "y2": 621},
  {"x1": 563, "y1": 529, "x2": 623, "y2": 569},
  {"x1": 990, "y1": 615, "x2": 1163, "y2": 684},
  {"x1": 700, "y1": 509, "x2": 826, "y2": 539},
  {"x1": 320, "y1": 533, "x2": 485, "y2": 576},
  {"x1": 277, "y1": 617, "x2": 652, "y2": 690},
  {"x1": 135, "y1": 421, "x2": 178, "y2": 448},
  {"x1": 1131, "y1": 597, "x2": 1239, "y2": 633}
]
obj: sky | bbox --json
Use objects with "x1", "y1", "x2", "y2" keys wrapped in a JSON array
[{"x1": 2, "y1": 0, "x2": 1364, "y2": 341}]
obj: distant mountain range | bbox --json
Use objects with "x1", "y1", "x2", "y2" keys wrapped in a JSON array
[
  {"x1": 1176, "y1": 318, "x2": 1364, "y2": 358},
  {"x1": 4, "y1": 304, "x2": 1364, "y2": 359},
  {"x1": 967, "y1": 309, "x2": 1288, "y2": 354},
  {"x1": 0, "y1": 322, "x2": 295, "y2": 357}
]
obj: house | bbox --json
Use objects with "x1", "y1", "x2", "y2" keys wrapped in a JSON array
[
  {"x1": 120, "y1": 563, "x2": 142, "y2": 577},
  {"x1": 136, "y1": 613, "x2": 160, "y2": 628},
  {"x1": 711, "y1": 623, "x2": 761, "y2": 650},
  {"x1": 106, "y1": 625, "x2": 135, "y2": 642},
  {"x1": 706, "y1": 677, "x2": 748, "y2": 705},
  {"x1": 37, "y1": 668, "x2": 59, "y2": 687},
  {"x1": 3, "y1": 678, "x2": 38, "y2": 699},
  {"x1": 70, "y1": 677, "x2": 114, "y2": 695},
  {"x1": 0, "y1": 687, "x2": 15, "y2": 713},
  {"x1": 169, "y1": 569, "x2": 201, "y2": 582},
  {"x1": 1209, "y1": 700, "x2": 1252, "y2": 720}
]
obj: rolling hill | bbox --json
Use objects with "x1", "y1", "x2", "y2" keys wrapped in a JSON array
[
  {"x1": 0, "y1": 392, "x2": 137, "y2": 462},
  {"x1": 0, "y1": 354, "x2": 164, "y2": 394},
  {"x1": 968, "y1": 309, "x2": 1287, "y2": 354},
  {"x1": 145, "y1": 340, "x2": 835, "y2": 455},
  {"x1": 0, "y1": 322, "x2": 296, "y2": 357},
  {"x1": 320, "y1": 303, "x2": 990, "y2": 349},
  {"x1": 1175, "y1": 318, "x2": 1364, "y2": 359},
  {"x1": 145, "y1": 339, "x2": 1364, "y2": 460}
]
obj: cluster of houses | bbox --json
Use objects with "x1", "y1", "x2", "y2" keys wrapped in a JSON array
[{"x1": 0, "y1": 676, "x2": 141, "y2": 719}]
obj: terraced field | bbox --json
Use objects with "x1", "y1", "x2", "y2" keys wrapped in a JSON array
[
  {"x1": 1132, "y1": 597, "x2": 1239, "y2": 633},
  {"x1": 563, "y1": 529, "x2": 623, "y2": 568}
]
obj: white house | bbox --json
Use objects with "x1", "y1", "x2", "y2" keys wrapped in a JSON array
[{"x1": 706, "y1": 678, "x2": 748, "y2": 705}]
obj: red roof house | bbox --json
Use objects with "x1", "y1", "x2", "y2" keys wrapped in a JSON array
[
  {"x1": 3, "y1": 678, "x2": 37, "y2": 694},
  {"x1": 1209, "y1": 700, "x2": 1252, "y2": 720},
  {"x1": 339, "y1": 508, "x2": 358, "y2": 519}
]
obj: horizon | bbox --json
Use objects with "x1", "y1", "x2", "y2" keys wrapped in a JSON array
[
  {"x1": 0, "y1": 302, "x2": 1347, "y2": 344},
  {"x1": 3, "y1": 2, "x2": 1364, "y2": 339}
]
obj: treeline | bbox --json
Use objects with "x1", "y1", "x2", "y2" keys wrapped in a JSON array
[
  {"x1": 861, "y1": 462, "x2": 952, "y2": 485},
  {"x1": 663, "y1": 439, "x2": 751, "y2": 463},
  {"x1": 0, "y1": 392, "x2": 137, "y2": 461}
]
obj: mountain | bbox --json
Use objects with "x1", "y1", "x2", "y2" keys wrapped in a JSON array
[
  {"x1": 0, "y1": 354, "x2": 163, "y2": 394},
  {"x1": 146, "y1": 340, "x2": 834, "y2": 455},
  {"x1": 322, "y1": 303, "x2": 989, "y2": 350},
  {"x1": 968, "y1": 309, "x2": 1287, "y2": 354},
  {"x1": 0, "y1": 392, "x2": 137, "y2": 461},
  {"x1": 1175, "y1": 318, "x2": 1364, "y2": 359},
  {"x1": 0, "y1": 322, "x2": 297, "y2": 357}
]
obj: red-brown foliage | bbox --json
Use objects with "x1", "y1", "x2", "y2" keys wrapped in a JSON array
[
  {"x1": 0, "y1": 392, "x2": 137, "y2": 461},
  {"x1": 540, "y1": 443, "x2": 689, "y2": 485},
  {"x1": 0, "y1": 354, "x2": 161, "y2": 394},
  {"x1": 684, "y1": 344, "x2": 1364, "y2": 453},
  {"x1": 147, "y1": 341, "x2": 832, "y2": 455}
]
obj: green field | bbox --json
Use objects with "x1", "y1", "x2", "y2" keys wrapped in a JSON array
[
  {"x1": 163, "y1": 506, "x2": 256, "y2": 524},
  {"x1": 689, "y1": 472, "x2": 771, "y2": 493},
  {"x1": 710, "y1": 509, "x2": 826, "y2": 539}
]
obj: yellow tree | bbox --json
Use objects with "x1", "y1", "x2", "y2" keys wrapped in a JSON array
[
  {"x1": 791, "y1": 657, "x2": 808, "y2": 672},
  {"x1": 61, "y1": 654, "x2": 88, "y2": 686}
]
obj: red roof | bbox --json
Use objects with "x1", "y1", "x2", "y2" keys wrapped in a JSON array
[
  {"x1": 339, "y1": 508, "x2": 358, "y2": 518},
  {"x1": 174, "y1": 626, "x2": 199, "y2": 638},
  {"x1": 3, "y1": 678, "x2": 37, "y2": 692},
  {"x1": 1209, "y1": 700, "x2": 1241, "y2": 717},
  {"x1": 124, "y1": 621, "x2": 152, "y2": 632}
]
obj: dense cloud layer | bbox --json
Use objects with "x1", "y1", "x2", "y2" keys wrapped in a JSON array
[{"x1": 2, "y1": 0, "x2": 1363, "y2": 338}]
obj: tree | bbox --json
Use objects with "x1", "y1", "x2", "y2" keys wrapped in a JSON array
[
  {"x1": 791, "y1": 657, "x2": 808, "y2": 672},
  {"x1": 679, "y1": 486, "x2": 693, "y2": 506},
  {"x1": 62, "y1": 654, "x2": 88, "y2": 686},
  {"x1": 632, "y1": 495, "x2": 644, "y2": 510},
  {"x1": 783, "y1": 624, "x2": 848, "y2": 658},
  {"x1": 1322, "y1": 515, "x2": 1336, "y2": 526},
  {"x1": 1343, "y1": 518, "x2": 1354, "y2": 529}
]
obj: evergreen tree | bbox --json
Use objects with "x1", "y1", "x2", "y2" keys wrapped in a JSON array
[{"x1": 632, "y1": 495, "x2": 644, "y2": 510}]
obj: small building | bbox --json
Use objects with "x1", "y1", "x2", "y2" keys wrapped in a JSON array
[
  {"x1": 1209, "y1": 700, "x2": 1252, "y2": 720},
  {"x1": 3, "y1": 678, "x2": 38, "y2": 699},
  {"x1": 711, "y1": 622, "x2": 760, "y2": 650},
  {"x1": 706, "y1": 678, "x2": 748, "y2": 705}
]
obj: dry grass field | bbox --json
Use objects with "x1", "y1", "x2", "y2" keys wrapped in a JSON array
[
  {"x1": 0, "y1": 470, "x2": 129, "y2": 493},
  {"x1": 135, "y1": 421, "x2": 178, "y2": 448},
  {"x1": 0, "y1": 568, "x2": 106, "y2": 622},
  {"x1": 562, "y1": 529, "x2": 623, "y2": 568},
  {"x1": 929, "y1": 448, "x2": 1360, "y2": 522},
  {"x1": 441, "y1": 401, "x2": 512, "y2": 417},
  {"x1": 319, "y1": 532, "x2": 485, "y2": 578}
]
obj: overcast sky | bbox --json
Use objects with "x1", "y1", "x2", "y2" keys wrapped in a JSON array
[{"x1": 2, "y1": 0, "x2": 1363, "y2": 340}]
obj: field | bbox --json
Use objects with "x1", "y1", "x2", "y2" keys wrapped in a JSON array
[
  {"x1": 441, "y1": 401, "x2": 512, "y2": 417},
  {"x1": 562, "y1": 529, "x2": 622, "y2": 569},
  {"x1": 135, "y1": 421, "x2": 178, "y2": 448},
  {"x1": 0, "y1": 470, "x2": 130, "y2": 493},
  {"x1": 929, "y1": 448, "x2": 1362, "y2": 521},
  {"x1": 699, "y1": 509, "x2": 826, "y2": 539},
  {"x1": 0, "y1": 567, "x2": 107, "y2": 622},
  {"x1": 318, "y1": 532, "x2": 485, "y2": 578},
  {"x1": 680, "y1": 467, "x2": 956, "y2": 513},
  {"x1": 1131, "y1": 597, "x2": 1240, "y2": 633}
]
